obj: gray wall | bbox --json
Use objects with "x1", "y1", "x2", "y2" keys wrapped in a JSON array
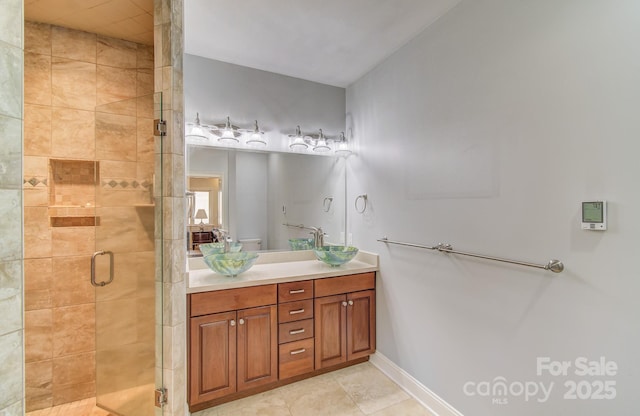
[
  {"x1": 184, "y1": 54, "x2": 345, "y2": 140},
  {"x1": 346, "y1": 0, "x2": 640, "y2": 415},
  {"x1": 0, "y1": 0, "x2": 23, "y2": 414},
  {"x1": 236, "y1": 151, "x2": 268, "y2": 244},
  {"x1": 267, "y1": 153, "x2": 346, "y2": 250}
]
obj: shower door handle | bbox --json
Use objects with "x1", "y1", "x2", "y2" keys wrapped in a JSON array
[{"x1": 91, "y1": 250, "x2": 114, "y2": 287}]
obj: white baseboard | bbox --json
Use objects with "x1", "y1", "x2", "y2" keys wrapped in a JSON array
[{"x1": 369, "y1": 352, "x2": 464, "y2": 416}]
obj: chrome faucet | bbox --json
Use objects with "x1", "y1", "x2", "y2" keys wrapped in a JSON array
[
  {"x1": 218, "y1": 229, "x2": 231, "y2": 253},
  {"x1": 282, "y1": 223, "x2": 326, "y2": 248},
  {"x1": 309, "y1": 227, "x2": 325, "y2": 248}
]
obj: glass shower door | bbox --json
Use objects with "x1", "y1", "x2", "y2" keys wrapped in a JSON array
[{"x1": 92, "y1": 92, "x2": 162, "y2": 415}]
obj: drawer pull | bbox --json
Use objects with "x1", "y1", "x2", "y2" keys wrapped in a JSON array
[
  {"x1": 289, "y1": 328, "x2": 305, "y2": 335},
  {"x1": 290, "y1": 348, "x2": 306, "y2": 355},
  {"x1": 289, "y1": 289, "x2": 305, "y2": 294},
  {"x1": 289, "y1": 308, "x2": 305, "y2": 315}
]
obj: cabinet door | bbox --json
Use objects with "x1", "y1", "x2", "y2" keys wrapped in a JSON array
[
  {"x1": 347, "y1": 290, "x2": 376, "y2": 360},
  {"x1": 189, "y1": 311, "x2": 237, "y2": 405},
  {"x1": 315, "y1": 294, "x2": 347, "y2": 369},
  {"x1": 237, "y1": 305, "x2": 278, "y2": 391}
]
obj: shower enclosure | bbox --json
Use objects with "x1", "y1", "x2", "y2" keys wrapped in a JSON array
[
  {"x1": 21, "y1": 16, "x2": 169, "y2": 416},
  {"x1": 24, "y1": 93, "x2": 162, "y2": 415},
  {"x1": 91, "y1": 93, "x2": 163, "y2": 415}
]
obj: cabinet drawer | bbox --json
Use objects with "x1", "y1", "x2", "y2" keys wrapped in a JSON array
[
  {"x1": 314, "y1": 272, "x2": 375, "y2": 298},
  {"x1": 279, "y1": 338, "x2": 314, "y2": 379},
  {"x1": 189, "y1": 285, "x2": 277, "y2": 317},
  {"x1": 278, "y1": 280, "x2": 313, "y2": 302},
  {"x1": 278, "y1": 299, "x2": 313, "y2": 323},
  {"x1": 279, "y1": 319, "x2": 313, "y2": 344}
]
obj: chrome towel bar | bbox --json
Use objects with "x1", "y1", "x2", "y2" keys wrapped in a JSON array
[
  {"x1": 377, "y1": 237, "x2": 564, "y2": 273},
  {"x1": 283, "y1": 222, "x2": 312, "y2": 230}
]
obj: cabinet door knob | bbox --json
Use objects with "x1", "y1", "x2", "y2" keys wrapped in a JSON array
[
  {"x1": 289, "y1": 328, "x2": 305, "y2": 335},
  {"x1": 230, "y1": 320, "x2": 236, "y2": 327},
  {"x1": 289, "y1": 309, "x2": 305, "y2": 315},
  {"x1": 342, "y1": 301, "x2": 347, "y2": 307},
  {"x1": 289, "y1": 289, "x2": 305, "y2": 294},
  {"x1": 239, "y1": 318, "x2": 245, "y2": 325},
  {"x1": 290, "y1": 348, "x2": 306, "y2": 355},
  {"x1": 348, "y1": 300, "x2": 354, "y2": 306}
]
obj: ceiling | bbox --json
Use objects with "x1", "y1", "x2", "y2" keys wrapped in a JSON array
[
  {"x1": 24, "y1": 0, "x2": 462, "y2": 87},
  {"x1": 24, "y1": 0, "x2": 154, "y2": 45},
  {"x1": 185, "y1": 0, "x2": 462, "y2": 87}
]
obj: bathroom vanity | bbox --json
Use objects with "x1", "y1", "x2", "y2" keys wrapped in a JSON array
[{"x1": 186, "y1": 251, "x2": 378, "y2": 412}]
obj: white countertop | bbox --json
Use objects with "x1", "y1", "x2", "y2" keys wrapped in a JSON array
[{"x1": 187, "y1": 250, "x2": 379, "y2": 293}]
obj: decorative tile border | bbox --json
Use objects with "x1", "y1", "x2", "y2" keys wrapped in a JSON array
[
  {"x1": 102, "y1": 178, "x2": 152, "y2": 190},
  {"x1": 24, "y1": 176, "x2": 48, "y2": 187}
]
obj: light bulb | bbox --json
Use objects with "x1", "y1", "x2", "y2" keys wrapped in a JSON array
[
  {"x1": 186, "y1": 113, "x2": 208, "y2": 141},
  {"x1": 289, "y1": 126, "x2": 308, "y2": 150},
  {"x1": 312, "y1": 129, "x2": 331, "y2": 152},
  {"x1": 191, "y1": 125, "x2": 205, "y2": 137},
  {"x1": 218, "y1": 116, "x2": 239, "y2": 143},
  {"x1": 335, "y1": 132, "x2": 352, "y2": 156},
  {"x1": 246, "y1": 120, "x2": 267, "y2": 147}
]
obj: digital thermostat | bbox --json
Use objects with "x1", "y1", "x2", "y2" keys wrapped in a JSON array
[{"x1": 582, "y1": 201, "x2": 607, "y2": 230}]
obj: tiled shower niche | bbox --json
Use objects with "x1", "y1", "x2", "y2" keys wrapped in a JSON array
[{"x1": 49, "y1": 159, "x2": 99, "y2": 227}]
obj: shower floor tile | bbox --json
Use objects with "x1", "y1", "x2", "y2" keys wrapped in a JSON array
[{"x1": 26, "y1": 397, "x2": 113, "y2": 416}]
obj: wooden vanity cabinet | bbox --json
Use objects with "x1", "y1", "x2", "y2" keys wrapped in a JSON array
[
  {"x1": 189, "y1": 311, "x2": 237, "y2": 404},
  {"x1": 314, "y1": 273, "x2": 376, "y2": 369},
  {"x1": 188, "y1": 272, "x2": 376, "y2": 411},
  {"x1": 277, "y1": 280, "x2": 315, "y2": 379},
  {"x1": 188, "y1": 285, "x2": 277, "y2": 407},
  {"x1": 236, "y1": 305, "x2": 278, "y2": 391}
]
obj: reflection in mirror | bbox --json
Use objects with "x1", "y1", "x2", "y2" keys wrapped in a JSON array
[
  {"x1": 187, "y1": 177, "x2": 222, "y2": 228},
  {"x1": 187, "y1": 145, "x2": 345, "y2": 254},
  {"x1": 187, "y1": 146, "x2": 229, "y2": 252},
  {"x1": 184, "y1": 55, "x2": 347, "y2": 255}
]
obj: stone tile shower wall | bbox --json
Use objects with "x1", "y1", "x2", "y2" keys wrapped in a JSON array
[
  {"x1": 0, "y1": 0, "x2": 24, "y2": 414},
  {"x1": 23, "y1": 22, "x2": 155, "y2": 412},
  {"x1": 154, "y1": 0, "x2": 186, "y2": 414}
]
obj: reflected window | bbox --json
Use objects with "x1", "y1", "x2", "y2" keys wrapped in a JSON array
[
  {"x1": 194, "y1": 192, "x2": 210, "y2": 223},
  {"x1": 187, "y1": 176, "x2": 222, "y2": 227}
]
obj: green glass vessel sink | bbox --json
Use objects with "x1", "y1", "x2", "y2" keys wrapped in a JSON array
[
  {"x1": 313, "y1": 246, "x2": 359, "y2": 267},
  {"x1": 199, "y1": 242, "x2": 242, "y2": 256},
  {"x1": 288, "y1": 238, "x2": 314, "y2": 251},
  {"x1": 203, "y1": 252, "x2": 259, "y2": 277}
]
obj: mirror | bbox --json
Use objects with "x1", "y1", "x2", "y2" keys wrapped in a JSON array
[
  {"x1": 187, "y1": 145, "x2": 345, "y2": 253},
  {"x1": 183, "y1": 54, "x2": 348, "y2": 254}
]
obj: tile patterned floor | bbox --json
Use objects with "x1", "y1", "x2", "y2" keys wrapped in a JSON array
[
  {"x1": 26, "y1": 362, "x2": 434, "y2": 416},
  {"x1": 194, "y1": 362, "x2": 435, "y2": 416},
  {"x1": 26, "y1": 397, "x2": 113, "y2": 416}
]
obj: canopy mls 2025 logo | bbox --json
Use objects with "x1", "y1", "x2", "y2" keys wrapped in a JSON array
[{"x1": 463, "y1": 356, "x2": 617, "y2": 405}]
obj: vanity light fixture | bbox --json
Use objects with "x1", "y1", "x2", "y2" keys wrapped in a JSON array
[
  {"x1": 288, "y1": 125, "x2": 308, "y2": 150},
  {"x1": 185, "y1": 113, "x2": 209, "y2": 141},
  {"x1": 334, "y1": 131, "x2": 352, "y2": 156},
  {"x1": 245, "y1": 120, "x2": 267, "y2": 147},
  {"x1": 312, "y1": 129, "x2": 331, "y2": 153},
  {"x1": 212, "y1": 116, "x2": 241, "y2": 143}
]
